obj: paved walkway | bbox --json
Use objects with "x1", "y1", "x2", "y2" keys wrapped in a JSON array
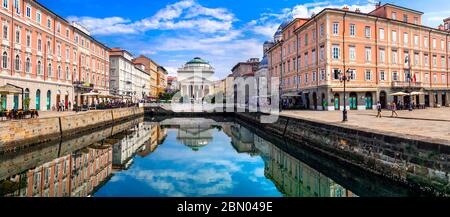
[{"x1": 281, "y1": 107, "x2": 450, "y2": 144}]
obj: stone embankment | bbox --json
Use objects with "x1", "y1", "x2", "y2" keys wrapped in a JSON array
[{"x1": 0, "y1": 107, "x2": 143, "y2": 153}]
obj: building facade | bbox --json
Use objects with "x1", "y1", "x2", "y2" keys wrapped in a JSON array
[
  {"x1": 267, "y1": 3, "x2": 450, "y2": 111},
  {"x1": 157, "y1": 66, "x2": 168, "y2": 96},
  {"x1": 132, "y1": 55, "x2": 159, "y2": 98},
  {"x1": 0, "y1": 0, "x2": 109, "y2": 111},
  {"x1": 177, "y1": 57, "x2": 215, "y2": 101}
]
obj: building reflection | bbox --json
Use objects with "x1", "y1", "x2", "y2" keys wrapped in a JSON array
[
  {"x1": 176, "y1": 125, "x2": 214, "y2": 151},
  {"x1": 137, "y1": 125, "x2": 167, "y2": 157},
  {"x1": 229, "y1": 122, "x2": 356, "y2": 197},
  {"x1": 0, "y1": 144, "x2": 112, "y2": 197}
]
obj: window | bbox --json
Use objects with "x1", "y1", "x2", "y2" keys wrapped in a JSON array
[
  {"x1": 14, "y1": 0, "x2": 19, "y2": 14},
  {"x1": 304, "y1": 33, "x2": 308, "y2": 46},
  {"x1": 15, "y1": 29, "x2": 20, "y2": 44},
  {"x1": 414, "y1": 35, "x2": 418, "y2": 46},
  {"x1": 26, "y1": 57, "x2": 30, "y2": 73},
  {"x1": 73, "y1": 51, "x2": 77, "y2": 62},
  {"x1": 433, "y1": 55, "x2": 437, "y2": 67},
  {"x1": 432, "y1": 38, "x2": 436, "y2": 49},
  {"x1": 424, "y1": 54, "x2": 429, "y2": 66},
  {"x1": 414, "y1": 17, "x2": 418, "y2": 24},
  {"x1": 392, "y1": 12, "x2": 397, "y2": 20},
  {"x1": 333, "y1": 69, "x2": 340, "y2": 80},
  {"x1": 26, "y1": 4, "x2": 31, "y2": 18},
  {"x1": 304, "y1": 53, "x2": 308, "y2": 66},
  {"x1": 403, "y1": 32, "x2": 408, "y2": 45},
  {"x1": 37, "y1": 38, "x2": 42, "y2": 51},
  {"x1": 365, "y1": 47, "x2": 372, "y2": 62},
  {"x1": 3, "y1": 24, "x2": 8, "y2": 40},
  {"x1": 26, "y1": 31, "x2": 31, "y2": 47},
  {"x1": 320, "y1": 45, "x2": 324, "y2": 61},
  {"x1": 424, "y1": 37, "x2": 429, "y2": 48},
  {"x1": 425, "y1": 73, "x2": 429, "y2": 82},
  {"x1": 57, "y1": 43, "x2": 61, "y2": 57},
  {"x1": 379, "y1": 28, "x2": 384, "y2": 40},
  {"x1": 442, "y1": 74, "x2": 446, "y2": 83},
  {"x1": 349, "y1": 46, "x2": 356, "y2": 61},
  {"x1": 48, "y1": 63, "x2": 52, "y2": 77},
  {"x1": 305, "y1": 73, "x2": 308, "y2": 83},
  {"x1": 332, "y1": 45, "x2": 340, "y2": 59},
  {"x1": 311, "y1": 49, "x2": 316, "y2": 64},
  {"x1": 392, "y1": 50, "x2": 398, "y2": 64},
  {"x1": 332, "y1": 22, "x2": 339, "y2": 35},
  {"x1": 349, "y1": 69, "x2": 356, "y2": 80},
  {"x1": 379, "y1": 48, "x2": 385, "y2": 63},
  {"x1": 47, "y1": 18, "x2": 51, "y2": 29},
  {"x1": 2, "y1": 52, "x2": 7, "y2": 69},
  {"x1": 36, "y1": 11, "x2": 41, "y2": 24},
  {"x1": 365, "y1": 26, "x2": 371, "y2": 38},
  {"x1": 320, "y1": 69, "x2": 325, "y2": 80},
  {"x1": 403, "y1": 14, "x2": 408, "y2": 22},
  {"x1": 441, "y1": 40, "x2": 444, "y2": 50},
  {"x1": 433, "y1": 74, "x2": 437, "y2": 83},
  {"x1": 57, "y1": 65, "x2": 61, "y2": 79},
  {"x1": 37, "y1": 61, "x2": 41, "y2": 75},
  {"x1": 350, "y1": 24, "x2": 355, "y2": 36},
  {"x1": 66, "y1": 29, "x2": 69, "y2": 38},
  {"x1": 414, "y1": 53, "x2": 419, "y2": 66},
  {"x1": 365, "y1": 70, "x2": 372, "y2": 81},
  {"x1": 14, "y1": 54, "x2": 20, "y2": 71},
  {"x1": 441, "y1": 56, "x2": 445, "y2": 68},
  {"x1": 312, "y1": 71, "x2": 317, "y2": 81},
  {"x1": 74, "y1": 34, "x2": 78, "y2": 44},
  {"x1": 66, "y1": 47, "x2": 69, "y2": 60},
  {"x1": 320, "y1": 23, "x2": 324, "y2": 37},
  {"x1": 66, "y1": 66, "x2": 70, "y2": 80},
  {"x1": 392, "y1": 31, "x2": 397, "y2": 43},
  {"x1": 380, "y1": 71, "x2": 386, "y2": 81},
  {"x1": 3, "y1": 0, "x2": 8, "y2": 9},
  {"x1": 393, "y1": 71, "x2": 399, "y2": 81},
  {"x1": 47, "y1": 40, "x2": 51, "y2": 54},
  {"x1": 57, "y1": 22, "x2": 61, "y2": 34}
]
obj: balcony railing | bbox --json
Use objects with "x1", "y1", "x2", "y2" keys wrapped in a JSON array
[{"x1": 391, "y1": 81, "x2": 422, "y2": 88}]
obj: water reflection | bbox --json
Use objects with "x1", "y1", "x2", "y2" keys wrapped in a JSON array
[{"x1": 1, "y1": 117, "x2": 421, "y2": 197}]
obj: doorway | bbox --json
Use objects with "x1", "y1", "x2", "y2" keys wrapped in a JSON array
[
  {"x1": 365, "y1": 92, "x2": 373, "y2": 109},
  {"x1": 349, "y1": 92, "x2": 357, "y2": 110},
  {"x1": 313, "y1": 92, "x2": 317, "y2": 110},
  {"x1": 379, "y1": 91, "x2": 387, "y2": 109},
  {"x1": 334, "y1": 93, "x2": 340, "y2": 110},
  {"x1": 442, "y1": 92, "x2": 447, "y2": 106}
]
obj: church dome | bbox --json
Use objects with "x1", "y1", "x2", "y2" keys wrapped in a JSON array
[{"x1": 186, "y1": 57, "x2": 209, "y2": 65}]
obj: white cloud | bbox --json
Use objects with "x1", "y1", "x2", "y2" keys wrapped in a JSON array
[{"x1": 68, "y1": 0, "x2": 235, "y2": 35}]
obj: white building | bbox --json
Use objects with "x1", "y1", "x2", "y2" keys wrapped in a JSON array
[
  {"x1": 109, "y1": 48, "x2": 150, "y2": 102},
  {"x1": 177, "y1": 57, "x2": 215, "y2": 101}
]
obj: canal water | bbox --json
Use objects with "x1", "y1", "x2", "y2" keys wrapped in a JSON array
[{"x1": 0, "y1": 117, "x2": 425, "y2": 197}]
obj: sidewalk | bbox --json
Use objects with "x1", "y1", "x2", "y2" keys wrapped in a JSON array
[{"x1": 281, "y1": 107, "x2": 450, "y2": 143}]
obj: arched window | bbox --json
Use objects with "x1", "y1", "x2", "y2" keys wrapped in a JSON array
[
  {"x1": 48, "y1": 63, "x2": 52, "y2": 77},
  {"x1": 57, "y1": 65, "x2": 61, "y2": 79},
  {"x1": 37, "y1": 60, "x2": 42, "y2": 75},
  {"x1": 36, "y1": 89, "x2": 41, "y2": 111},
  {"x1": 46, "y1": 90, "x2": 51, "y2": 110},
  {"x1": 24, "y1": 88, "x2": 30, "y2": 110},
  {"x1": 2, "y1": 52, "x2": 7, "y2": 69},
  {"x1": 14, "y1": 54, "x2": 20, "y2": 71},
  {"x1": 25, "y1": 57, "x2": 31, "y2": 73}
]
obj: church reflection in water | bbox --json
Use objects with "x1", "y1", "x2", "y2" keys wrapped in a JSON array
[{"x1": 1, "y1": 117, "x2": 356, "y2": 197}]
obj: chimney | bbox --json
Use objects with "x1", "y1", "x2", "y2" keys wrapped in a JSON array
[
  {"x1": 342, "y1": 6, "x2": 349, "y2": 11},
  {"x1": 438, "y1": 24, "x2": 444, "y2": 30},
  {"x1": 376, "y1": 1, "x2": 381, "y2": 9},
  {"x1": 355, "y1": 8, "x2": 361, "y2": 13}
]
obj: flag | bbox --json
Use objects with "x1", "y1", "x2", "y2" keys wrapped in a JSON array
[{"x1": 413, "y1": 73, "x2": 417, "y2": 82}]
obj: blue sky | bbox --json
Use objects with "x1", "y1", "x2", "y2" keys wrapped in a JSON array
[{"x1": 39, "y1": 0, "x2": 450, "y2": 79}]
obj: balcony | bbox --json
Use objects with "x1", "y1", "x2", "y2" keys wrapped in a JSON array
[{"x1": 391, "y1": 81, "x2": 422, "y2": 88}]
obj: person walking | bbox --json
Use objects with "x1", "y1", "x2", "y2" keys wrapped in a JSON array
[
  {"x1": 376, "y1": 101, "x2": 382, "y2": 118},
  {"x1": 391, "y1": 101, "x2": 398, "y2": 117}
]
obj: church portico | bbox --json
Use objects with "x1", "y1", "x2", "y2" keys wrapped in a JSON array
[{"x1": 177, "y1": 57, "x2": 215, "y2": 102}]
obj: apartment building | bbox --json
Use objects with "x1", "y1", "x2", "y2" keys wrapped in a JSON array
[
  {"x1": 267, "y1": 3, "x2": 450, "y2": 111},
  {"x1": 0, "y1": 0, "x2": 109, "y2": 111},
  {"x1": 132, "y1": 55, "x2": 159, "y2": 98}
]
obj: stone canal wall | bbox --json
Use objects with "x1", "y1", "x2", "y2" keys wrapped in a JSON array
[
  {"x1": 236, "y1": 112, "x2": 450, "y2": 196},
  {"x1": 0, "y1": 107, "x2": 144, "y2": 152}
]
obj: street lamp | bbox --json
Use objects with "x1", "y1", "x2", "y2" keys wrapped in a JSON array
[
  {"x1": 339, "y1": 69, "x2": 352, "y2": 122},
  {"x1": 405, "y1": 55, "x2": 413, "y2": 111}
]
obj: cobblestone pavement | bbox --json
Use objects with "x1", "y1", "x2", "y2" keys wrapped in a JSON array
[{"x1": 281, "y1": 107, "x2": 450, "y2": 143}]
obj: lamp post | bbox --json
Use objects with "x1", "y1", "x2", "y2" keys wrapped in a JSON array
[
  {"x1": 405, "y1": 55, "x2": 413, "y2": 111},
  {"x1": 339, "y1": 69, "x2": 352, "y2": 122}
]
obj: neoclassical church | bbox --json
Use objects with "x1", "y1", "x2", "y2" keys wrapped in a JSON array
[{"x1": 177, "y1": 57, "x2": 215, "y2": 101}]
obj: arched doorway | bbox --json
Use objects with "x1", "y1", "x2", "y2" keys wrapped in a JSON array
[
  {"x1": 365, "y1": 92, "x2": 373, "y2": 109},
  {"x1": 1, "y1": 94, "x2": 6, "y2": 110},
  {"x1": 305, "y1": 93, "x2": 310, "y2": 109},
  {"x1": 46, "y1": 90, "x2": 51, "y2": 111},
  {"x1": 13, "y1": 95, "x2": 19, "y2": 110},
  {"x1": 334, "y1": 93, "x2": 340, "y2": 110},
  {"x1": 36, "y1": 89, "x2": 41, "y2": 110},
  {"x1": 313, "y1": 92, "x2": 318, "y2": 110},
  {"x1": 379, "y1": 91, "x2": 387, "y2": 108},
  {"x1": 349, "y1": 92, "x2": 357, "y2": 110}
]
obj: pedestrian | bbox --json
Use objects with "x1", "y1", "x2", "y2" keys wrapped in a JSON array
[
  {"x1": 376, "y1": 101, "x2": 382, "y2": 118},
  {"x1": 69, "y1": 101, "x2": 71, "y2": 111},
  {"x1": 391, "y1": 101, "x2": 398, "y2": 117},
  {"x1": 65, "y1": 100, "x2": 68, "y2": 111}
]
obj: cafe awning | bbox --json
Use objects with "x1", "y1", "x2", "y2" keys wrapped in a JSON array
[
  {"x1": 0, "y1": 84, "x2": 22, "y2": 95},
  {"x1": 331, "y1": 88, "x2": 378, "y2": 92},
  {"x1": 390, "y1": 92, "x2": 408, "y2": 96},
  {"x1": 410, "y1": 91, "x2": 425, "y2": 95}
]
